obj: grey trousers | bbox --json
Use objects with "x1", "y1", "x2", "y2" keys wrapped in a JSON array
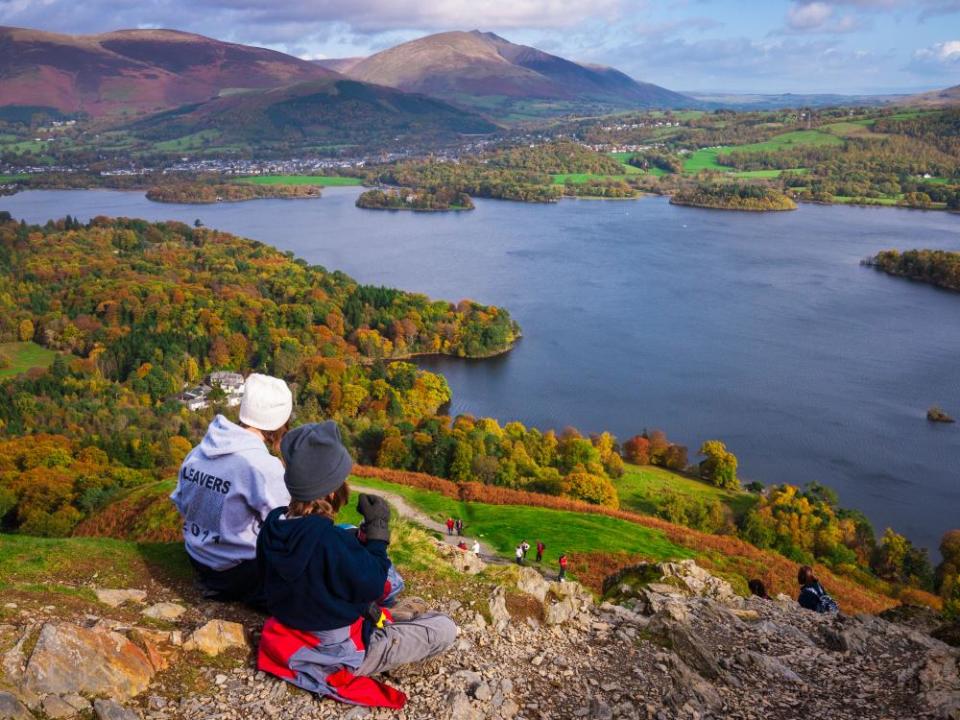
[{"x1": 356, "y1": 612, "x2": 457, "y2": 676}]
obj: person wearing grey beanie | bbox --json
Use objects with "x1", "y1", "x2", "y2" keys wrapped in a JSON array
[{"x1": 255, "y1": 421, "x2": 457, "y2": 705}]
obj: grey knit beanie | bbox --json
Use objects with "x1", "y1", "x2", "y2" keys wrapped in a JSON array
[{"x1": 280, "y1": 421, "x2": 353, "y2": 502}]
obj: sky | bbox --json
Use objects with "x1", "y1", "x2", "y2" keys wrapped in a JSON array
[{"x1": 1, "y1": 0, "x2": 958, "y2": 94}]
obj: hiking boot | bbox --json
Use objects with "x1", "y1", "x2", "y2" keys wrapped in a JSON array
[{"x1": 390, "y1": 596, "x2": 430, "y2": 622}]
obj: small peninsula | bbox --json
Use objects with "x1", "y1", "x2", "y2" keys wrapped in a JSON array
[
  {"x1": 670, "y1": 183, "x2": 797, "y2": 211},
  {"x1": 867, "y1": 249, "x2": 960, "y2": 293},
  {"x1": 146, "y1": 182, "x2": 321, "y2": 204}
]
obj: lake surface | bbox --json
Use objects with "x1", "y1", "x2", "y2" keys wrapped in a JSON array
[{"x1": 4, "y1": 188, "x2": 959, "y2": 555}]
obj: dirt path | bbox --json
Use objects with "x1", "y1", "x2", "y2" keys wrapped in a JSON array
[{"x1": 351, "y1": 482, "x2": 506, "y2": 564}]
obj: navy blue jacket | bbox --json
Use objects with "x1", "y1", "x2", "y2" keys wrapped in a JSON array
[{"x1": 257, "y1": 507, "x2": 390, "y2": 632}]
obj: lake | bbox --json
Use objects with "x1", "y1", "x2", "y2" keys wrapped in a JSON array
[{"x1": 4, "y1": 188, "x2": 959, "y2": 555}]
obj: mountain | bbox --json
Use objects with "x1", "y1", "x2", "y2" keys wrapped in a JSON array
[
  {"x1": 338, "y1": 30, "x2": 693, "y2": 118},
  {"x1": 127, "y1": 77, "x2": 498, "y2": 149},
  {"x1": 905, "y1": 84, "x2": 960, "y2": 108},
  {"x1": 0, "y1": 26, "x2": 335, "y2": 118}
]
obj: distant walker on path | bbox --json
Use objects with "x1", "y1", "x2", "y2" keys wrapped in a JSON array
[
  {"x1": 558, "y1": 553, "x2": 568, "y2": 582},
  {"x1": 535, "y1": 540, "x2": 545, "y2": 563}
]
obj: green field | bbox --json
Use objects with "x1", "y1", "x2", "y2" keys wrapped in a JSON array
[
  {"x1": 349, "y1": 476, "x2": 690, "y2": 562},
  {"x1": 153, "y1": 130, "x2": 221, "y2": 152},
  {"x1": 683, "y1": 130, "x2": 842, "y2": 174},
  {"x1": 614, "y1": 464, "x2": 757, "y2": 520},
  {"x1": 237, "y1": 175, "x2": 363, "y2": 186},
  {"x1": 552, "y1": 172, "x2": 636, "y2": 185},
  {"x1": 0, "y1": 341, "x2": 60, "y2": 378}
]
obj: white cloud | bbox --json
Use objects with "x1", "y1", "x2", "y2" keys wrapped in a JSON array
[
  {"x1": 908, "y1": 39, "x2": 960, "y2": 73},
  {"x1": 784, "y1": 1, "x2": 862, "y2": 33}
]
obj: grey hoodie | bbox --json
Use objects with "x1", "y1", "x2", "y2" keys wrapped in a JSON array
[{"x1": 171, "y1": 415, "x2": 290, "y2": 571}]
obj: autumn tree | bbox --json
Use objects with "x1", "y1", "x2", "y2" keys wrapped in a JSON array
[{"x1": 699, "y1": 440, "x2": 739, "y2": 489}]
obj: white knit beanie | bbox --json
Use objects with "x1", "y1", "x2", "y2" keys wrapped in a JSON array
[{"x1": 238, "y1": 374, "x2": 293, "y2": 431}]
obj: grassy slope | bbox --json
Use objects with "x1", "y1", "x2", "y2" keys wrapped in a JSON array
[
  {"x1": 236, "y1": 175, "x2": 363, "y2": 186},
  {"x1": 71, "y1": 466, "x2": 901, "y2": 612},
  {"x1": 0, "y1": 341, "x2": 60, "y2": 378},
  {"x1": 349, "y1": 475, "x2": 690, "y2": 562},
  {"x1": 615, "y1": 464, "x2": 757, "y2": 519}
]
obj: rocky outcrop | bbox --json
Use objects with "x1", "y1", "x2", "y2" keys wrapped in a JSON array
[
  {"x1": 94, "y1": 589, "x2": 147, "y2": 608},
  {"x1": 2, "y1": 546, "x2": 957, "y2": 720},
  {"x1": 433, "y1": 540, "x2": 486, "y2": 575}
]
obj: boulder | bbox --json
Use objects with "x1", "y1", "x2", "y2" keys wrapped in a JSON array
[
  {"x1": 2, "y1": 623, "x2": 37, "y2": 683},
  {"x1": 434, "y1": 541, "x2": 485, "y2": 575},
  {"x1": 183, "y1": 620, "x2": 248, "y2": 656},
  {"x1": 915, "y1": 648, "x2": 960, "y2": 719},
  {"x1": 141, "y1": 603, "x2": 186, "y2": 622},
  {"x1": 128, "y1": 628, "x2": 180, "y2": 672},
  {"x1": 23, "y1": 622, "x2": 154, "y2": 699},
  {"x1": 93, "y1": 699, "x2": 142, "y2": 720},
  {"x1": 516, "y1": 567, "x2": 550, "y2": 604},
  {"x1": 94, "y1": 589, "x2": 148, "y2": 608},
  {"x1": 0, "y1": 692, "x2": 32, "y2": 720}
]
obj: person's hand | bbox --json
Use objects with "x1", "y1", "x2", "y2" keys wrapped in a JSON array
[{"x1": 356, "y1": 493, "x2": 391, "y2": 544}]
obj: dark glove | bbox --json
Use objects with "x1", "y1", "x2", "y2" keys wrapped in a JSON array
[{"x1": 357, "y1": 493, "x2": 391, "y2": 544}]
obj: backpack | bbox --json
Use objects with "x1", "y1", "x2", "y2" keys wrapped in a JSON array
[{"x1": 805, "y1": 583, "x2": 839, "y2": 614}]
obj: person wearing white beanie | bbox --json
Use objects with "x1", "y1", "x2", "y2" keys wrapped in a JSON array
[{"x1": 171, "y1": 373, "x2": 294, "y2": 605}]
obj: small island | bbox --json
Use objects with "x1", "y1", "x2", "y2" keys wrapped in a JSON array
[
  {"x1": 927, "y1": 406, "x2": 955, "y2": 423},
  {"x1": 146, "y1": 182, "x2": 321, "y2": 204},
  {"x1": 356, "y1": 187, "x2": 474, "y2": 212},
  {"x1": 866, "y1": 249, "x2": 960, "y2": 293},
  {"x1": 670, "y1": 183, "x2": 797, "y2": 211}
]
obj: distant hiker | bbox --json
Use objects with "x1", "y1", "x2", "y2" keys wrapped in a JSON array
[
  {"x1": 535, "y1": 540, "x2": 545, "y2": 563},
  {"x1": 515, "y1": 545, "x2": 524, "y2": 565},
  {"x1": 257, "y1": 422, "x2": 456, "y2": 709},
  {"x1": 457, "y1": 540, "x2": 468, "y2": 551},
  {"x1": 472, "y1": 539, "x2": 481, "y2": 557},
  {"x1": 558, "y1": 553, "x2": 568, "y2": 582},
  {"x1": 797, "y1": 565, "x2": 839, "y2": 614},
  {"x1": 521, "y1": 540, "x2": 530, "y2": 558},
  {"x1": 748, "y1": 579, "x2": 771, "y2": 600},
  {"x1": 455, "y1": 518, "x2": 464, "y2": 536},
  {"x1": 446, "y1": 518, "x2": 455, "y2": 535},
  {"x1": 171, "y1": 373, "x2": 292, "y2": 605}
]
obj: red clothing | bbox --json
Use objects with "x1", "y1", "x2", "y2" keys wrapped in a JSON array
[
  {"x1": 446, "y1": 519, "x2": 455, "y2": 530},
  {"x1": 559, "y1": 556, "x2": 568, "y2": 568}
]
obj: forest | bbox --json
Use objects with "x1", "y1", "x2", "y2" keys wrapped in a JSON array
[
  {"x1": 866, "y1": 249, "x2": 960, "y2": 291},
  {"x1": 670, "y1": 183, "x2": 797, "y2": 211},
  {"x1": 356, "y1": 187, "x2": 474, "y2": 211}
]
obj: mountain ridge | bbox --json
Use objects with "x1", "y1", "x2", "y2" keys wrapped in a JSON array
[
  {"x1": 0, "y1": 25, "x2": 335, "y2": 117},
  {"x1": 337, "y1": 30, "x2": 694, "y2": 118}
]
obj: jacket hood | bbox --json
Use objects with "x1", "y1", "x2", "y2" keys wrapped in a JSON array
[
  {"x1": 259, "y1": 509, "x2": 332, "y2": 582},
  {"x1": 198, "y1": 414, "x2": 269, "y2": 459}
]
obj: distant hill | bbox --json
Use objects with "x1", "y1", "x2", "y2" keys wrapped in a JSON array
[
  {"x1": 127, "y1": 77, "x2": 498, "y2": 149},
  {"x1": 905, "y1": 84, "x2": 960, "y2": 108},
  {"x1": 684, "y1": 91, "x2": 902, "y2": 110},
  {"x1": 338, "y1": 30, "x2": 693, "y2": 119},
  {"x1": 0, "y1": 26, "x2": 335, "y2": 118}
]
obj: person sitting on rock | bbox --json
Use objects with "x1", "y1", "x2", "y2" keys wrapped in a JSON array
[
  {"x1": 457, "y1": 540, "x2": 468, "y2": 551},
  {"x1": 797, "y1": 565, "x2": 839, "y2": 613},
  {"x1": 256, "y1": 422, "x2": 456, "y2": 709},
  {"x1": 171, "y1": 373, "x2": 292, "y2": 605},
  {"x1": 748, "y1": 579, "x2": 771, "y2": 600}
]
